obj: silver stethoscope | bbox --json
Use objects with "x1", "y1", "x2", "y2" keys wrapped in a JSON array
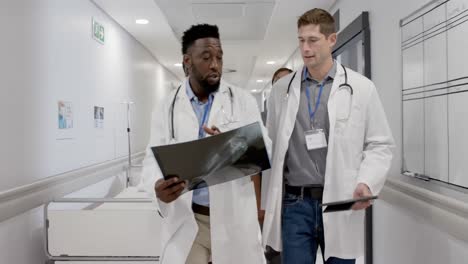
[
  {"x1": 169, "y1": 84, "x2": 237, "y2": 140},
  {"x1": 286, "y1": 63, "x2": 354, "y2": 121}
]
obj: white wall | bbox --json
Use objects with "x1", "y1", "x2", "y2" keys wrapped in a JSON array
[
  {"x1": 329, "y1": 0, "x2": 468, "y2": 263},
  {"x1": 0, "y1": 0, "x2": 179, "y2": 263},
  {"x1": 374, "y1": 198, "x2": 468, "y2": 264},
  {"x1": 0, "y1": 206, "x2": 46, "y2": 264},
  {"x1": 0, "y1": 0, "x2": 178, "y2": 192}
]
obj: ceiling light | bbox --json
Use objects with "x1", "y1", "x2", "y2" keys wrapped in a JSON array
[
  {"x1": 135, "y1": 19, "x2": 149, "y2": 25},
  {"x1": 223, "y1": 68, "x2": 237, "y2": 73},
  {"x1": 251, "y1": 89, "x2": 258, "y2": 92},
  {"x1": 256, "y1": 80, "x2": 264, "y2": 83},
  {"x1": 266, "y1": 61, "x2": 276, "y2": 65},
  {"x1": 174, "y1": 63, "x2": 183, "y2": 67}
]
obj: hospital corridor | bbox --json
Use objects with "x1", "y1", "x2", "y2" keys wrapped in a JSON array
[{"x1": 1, "y1": 0, "x2": 468, "y2": 263}]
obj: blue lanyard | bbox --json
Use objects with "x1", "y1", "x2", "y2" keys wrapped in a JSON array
[
  {"x1": 303, "y1": 67, "x2": 325, "y2": 126},
  {"x1": 198, "y1": 96, "x2": 213, "y2": 138}
]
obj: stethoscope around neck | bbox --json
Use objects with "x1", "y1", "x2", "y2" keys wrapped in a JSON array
[
  {"x1": 169, "y1": 84, "x2": 235, "y2": 140},
  {"x1": 285, "y1": 63, "x2": 353, "y2": 97},
  {"x1": 285, "y1": 63, "x2": 354, "y2": 121}
]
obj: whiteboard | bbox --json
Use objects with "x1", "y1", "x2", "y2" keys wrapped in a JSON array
[
  {"x1": 403, "y1": 100, "x2": 424, "y2": 173},
  {"x1": 401, "y1": 0, "x2": 468, "y2": 188},
  {"x1": 448, "y1": 91, "x2": 468, "y2": 187}
]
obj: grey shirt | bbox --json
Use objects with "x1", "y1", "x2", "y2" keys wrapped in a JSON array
[{"x1": 284, "y1": 62, "x2": 337, "y2": 186}]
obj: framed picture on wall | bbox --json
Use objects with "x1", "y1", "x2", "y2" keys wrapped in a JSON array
[
  {"x1": 58, "y1": 101, "x2": 73, "y2": 129},
  {"x1": 94, "y1": 106, "x2": 104, "y2": 128}
]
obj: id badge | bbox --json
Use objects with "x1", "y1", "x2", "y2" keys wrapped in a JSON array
[{"x1": 305, "y1": 129, "x2": 327, "y2": 150}]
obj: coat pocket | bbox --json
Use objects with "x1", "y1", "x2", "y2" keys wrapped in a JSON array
[
  {"x1": 343, "y1": 169, "x2": 359, "y2": 197},
  {"x1": 334, "y1": 94, "x2": 363, "y2": 136}
]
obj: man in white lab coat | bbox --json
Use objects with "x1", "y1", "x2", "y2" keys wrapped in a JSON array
[
  {"x1": 262, "y1": 8, "x2": 394, "y2": 264},
  {"x1": 141, "y1": 24, "x2": 268, "y2": 264}
]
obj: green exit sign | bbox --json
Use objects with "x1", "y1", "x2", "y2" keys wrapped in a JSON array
[{"x1": 92, "y1": 18, "x2": 105, "y2": 44}]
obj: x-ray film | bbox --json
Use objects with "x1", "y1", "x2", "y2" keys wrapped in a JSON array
[{"x1": 151, "y1": 122, "x2": 270, "y2": 191}]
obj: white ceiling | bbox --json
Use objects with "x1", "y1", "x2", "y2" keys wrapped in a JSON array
[{"x1": 93, "y1": 0, "x2": 335, "y2": 92}]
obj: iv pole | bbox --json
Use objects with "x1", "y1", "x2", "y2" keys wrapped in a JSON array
[{"x1": 123, "y1": 101, "x2": 134, "y2": 187}]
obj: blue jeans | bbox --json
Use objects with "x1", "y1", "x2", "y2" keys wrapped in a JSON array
[{"x1": 282, "y1": 192, "x2": 355, "y2": 264}]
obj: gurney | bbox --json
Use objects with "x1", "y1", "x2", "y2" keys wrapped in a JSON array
[{"x1": 45, "y1": 187, "x2": 161, "y2": 263}]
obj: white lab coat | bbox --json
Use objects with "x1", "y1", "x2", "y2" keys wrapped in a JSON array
[
  {"x1": 140, "y1": 80, "x2": 269, "y2": 264},
  {"x1": 262, "y1": 65, "x2": 394, "y2": 260}
]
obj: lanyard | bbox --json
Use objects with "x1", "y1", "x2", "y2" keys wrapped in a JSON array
[
  {"x1": 198, "y1": 96, "x2": 213, "y2": 138},
  {"x1": 303, "y1": 67, "x2": 325, "y2": 128}
]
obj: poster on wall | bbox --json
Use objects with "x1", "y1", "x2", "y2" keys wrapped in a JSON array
[
  {"x1": 58, "y1": 101, "x2": 73, "y2": 129},
  {"x1": 94, "y1": 106, "x2": 104, "y2": 128}
]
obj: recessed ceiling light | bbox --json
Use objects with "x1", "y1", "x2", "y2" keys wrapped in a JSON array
[
  {"x1": 251, "y1": 89, "x2": 258, "y2": 92},
  {"x1": 256, "y1": 79, "x2": 264, "y2": 83},
  {"x1": 174, "y1": 63, "x2": 183, "y2": 67},
  {"x1": 266, "y1": 61, "x2": 276, "y2": 65},
  {"x1": 136, "y1": 19, "x2": 149, "y2": 25}
]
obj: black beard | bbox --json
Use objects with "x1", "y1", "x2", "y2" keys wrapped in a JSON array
[
  {"x1": 190, "y1": 63, "x2": 221, "y2": 94},
  {"x1": 199, "y1": 78, "x2": 220, "y2": 94}
]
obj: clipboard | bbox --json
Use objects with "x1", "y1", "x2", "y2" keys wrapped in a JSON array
[{"x1": 320, "y1": 196, "x2": 378, "y2": 213}]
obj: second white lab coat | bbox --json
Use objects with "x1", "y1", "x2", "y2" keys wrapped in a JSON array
[
  {"x1": 140, "y1": 80, "x2": 270, "y2": 264},
  {"x1": 262, "y1": 65, "x2": 394, "y2": 260}
]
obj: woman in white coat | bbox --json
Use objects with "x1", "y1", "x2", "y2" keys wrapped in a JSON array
[
  {"x1": 262, "y1": 9, "x2": 394, "y2": 263},
  {"x1": 140, "y1": 24, "x2": 269, "y2": 264}
]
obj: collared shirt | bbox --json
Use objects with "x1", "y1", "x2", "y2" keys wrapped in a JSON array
[
  {"x1": 284, "y1": 61, "x2": 337, "y2": 186},
  {"x1": 186, "y1": 80, "x2": 214, "y2": 206}
]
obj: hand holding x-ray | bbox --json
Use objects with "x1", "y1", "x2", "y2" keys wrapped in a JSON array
[{"x1": 151, "y1": 122, "x2": 270, "y2": 192}]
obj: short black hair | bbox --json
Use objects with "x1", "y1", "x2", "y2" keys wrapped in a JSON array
[
  {"x1": 181, "y1": 24, "x2": 220, "y2": 55},
  {"x1": 272, "y1": 68, "x2": 293, "y2": 85}
]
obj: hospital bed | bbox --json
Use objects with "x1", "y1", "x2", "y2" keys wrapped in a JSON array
[{"x1": 45, "y1": 187, "x2": 161, "y2": 263}]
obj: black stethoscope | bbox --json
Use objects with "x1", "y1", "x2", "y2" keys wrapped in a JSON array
[
  {"x1": 170, "y1": 84, "x2": 235, "y2": 140},
  {"x1": 286, "y1": 63, "x2": 353, "y2": 97}
]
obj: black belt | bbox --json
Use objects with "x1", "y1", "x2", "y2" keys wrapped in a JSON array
[
  {"x1": 285, "y1": 185, "x2": 323, "y2": 200},
  {"x1": 192, "y1": 203, "x2": 210, "y2": 216}
]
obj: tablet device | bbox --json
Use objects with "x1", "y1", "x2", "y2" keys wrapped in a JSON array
[{"x1": 320, "y1": 196, "x2": 378, "y2": 213}]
